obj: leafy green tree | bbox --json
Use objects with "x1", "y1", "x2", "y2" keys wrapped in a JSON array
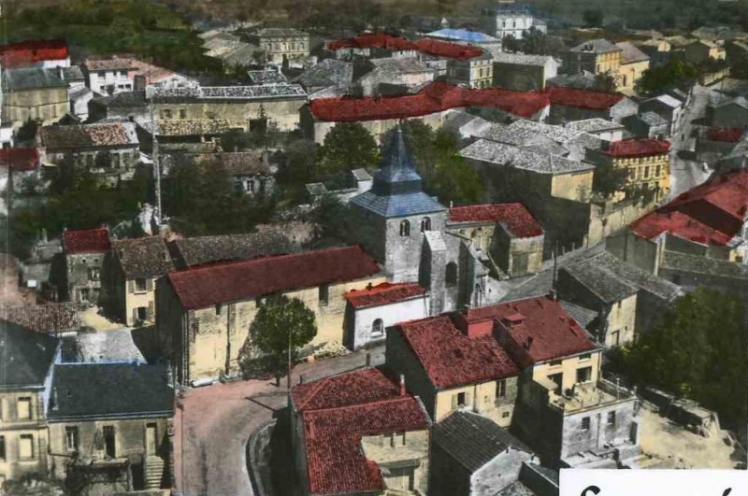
[
  {"x1": 521, "y1": 27, "x2": 553, "y2": 56},
  {"x1": 636, "y1": 59, "x2": 700, "y2": 96},
  {"x1": 319, "y1": 123, "x2": 379, "y2": 175},
  {"x1": 502, "y1": 34, "x2": 521, "y2": 53},
  {"x1": 593, "y1": 73, "x2": 618, "y2": 93},
  {"x1": 276, "y1": 139, "x2": 321, "y2": 202},
  {"x1": 244, "y1": 295, "x2": 317, "y2": 384},
  {"x1": 619, "y1": 288, "x2": 747, "y2": 427},
  {"x1": 582, "y1": 9, "x2": 604, "y2": 27},
  {"x1": 15, "y1": 119, "x2": 38, "y2": 145}
]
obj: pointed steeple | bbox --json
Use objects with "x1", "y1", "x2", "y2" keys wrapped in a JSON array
[{"x1": 372, "y1": 124, "x2": 424, "y2": 196}]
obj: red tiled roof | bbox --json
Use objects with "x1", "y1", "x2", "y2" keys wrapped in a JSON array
[
  {"x1": 292, "y1": 367, "x2": 400, "y2": 411},
  {"x1": 448, "y1": 203, "x2": 543, "y2": 238},
  {"x1": 344, "y1": 282, "x2": 426, "y2": 309},
  {"x1": 302, "y1": 396, "x2": 429, "y2": 495},
  {"x1": 309, "y1": 81, "x2": 550, "y2": 122},
  {"x1": 411, "y1": 38, "x2": 484, "y2": 59},
  {"x1": 327, "y1": 33, "x2": 483, "y2": 60},
  {"x1": 0, "y1": 40, "x2": 69, "y2": 69},
  {"x1": 167, "y1": 245, "x2": 380, "y2": 310},
  {"x1": 0, "y1": 147, "x2": 40, "y2": 171},
  {"x1": 396, "y1": 315, "x2": 520, "y2": 388},
  {"x1": 706, "y1": 127, "x2": 744, "y2": 143},
  {"x1": 475, "y1": 296, "x2": 597, "y2": 364},
  {"x1": 605, "y1": 138, "x2": 671, "y2": 158},
  {"x1": 548, "y1": 87, "x2": 624, "y2": 111},
  {"x1": 63, "y1": 228, "x2": 111, "y2": 255},
  {"x1": 630, "y1": 169, "x2": 748, "y2": 245}
]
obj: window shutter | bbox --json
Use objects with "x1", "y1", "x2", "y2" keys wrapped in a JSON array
[
  {"x1": 465, "y1": 392, "x2": 472, "y2": 406},
  {"x1": 128, "y1": 280, "x2": 134, "y2": 294},
  {"x1": 147, "y1": 301, "x2": 155, "y2": 321},
  {"x1": 146, "y1": 278, "x2": 154, "y2": 292},
  {"x1": 451, "y1": 394, "x2": 458, "y2": 410}
]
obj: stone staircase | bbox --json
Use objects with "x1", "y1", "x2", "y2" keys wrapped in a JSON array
[{"x1": 145, "y1": 456, "x2": 165, "y2": 489}]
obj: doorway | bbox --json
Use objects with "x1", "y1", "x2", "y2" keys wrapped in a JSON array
[
  {"x1": 103, "y1": 426, "x2": 116, "y2": 458},
  {"x1": 146, "y1": 423, "x2": 157, "y2": 456}
]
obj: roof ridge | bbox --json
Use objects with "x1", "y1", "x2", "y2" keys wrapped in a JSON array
[{"x1": 301, "y1": 395, "x2": 414, "y2": 416}]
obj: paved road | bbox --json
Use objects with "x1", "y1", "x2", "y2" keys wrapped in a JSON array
[
  {"x1": 173, "y1": 346, "x2": 385, "y2": 496},
  {"x1": 668, "y1": 86, "x2": 713, "y2": 198}
]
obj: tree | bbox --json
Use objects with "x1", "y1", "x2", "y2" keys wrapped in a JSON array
[
  {"x1": 502, "y1": 34, "x2": 521, "y2": 53},
  {"x1": 618, "y1": 288, "x2": 747, "y2": 428},
  {"x1": 636, "y1": 59, "x2": 700, "y2": 96},
  {"x1": 319, "y1": 123, "x2": 379, "y2": 175},
  {"x1": 245, "y1": 295, "x2": 317, "y2": 385},
  {"x1": 592, "y1": 163, "x2": 629, "y2": 199},
  {"x1": 521, "y1": 27, "x2": 553, "y2": 56},
  {"x1": 582, "y1": 9, "x2": 604, "y2": 27},
  {"x1": 15, "y1": 119, "x2": 38, "y2": 145},
  {"x1": 276, "y1": 139, "x2": 322, "y2": 202},
  {"x1": 593, "y1": 72, "x2": 618, "y2": 93}
]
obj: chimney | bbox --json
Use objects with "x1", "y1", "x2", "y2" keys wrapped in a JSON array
[
  {"x1": 399, "y1": 374, "x2": 406, "y2": 396},
  {"x1": 547, "y1": 289, "x2": 557, "y2": 301},
  {"x1": 365, "y1": 353, "x2": 371, "y2": 367},
  {"x1": 451, "y1": 309, "x2": 494, "y2": 339},
  {"x1": 524, "y1": 336, "x2": 534, "y2": 350}
]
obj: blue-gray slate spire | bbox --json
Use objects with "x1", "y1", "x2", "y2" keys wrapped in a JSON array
[{"x1": 350, "y1": 125, "x2": 445, "y2": 218}]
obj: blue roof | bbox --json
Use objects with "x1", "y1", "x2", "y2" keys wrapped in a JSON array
[
  {"x1": 350, "y1": 190, "x2": 445, "y2": 217},
  {"x1": 426, "y1": 28, "x2": 499, "y2": 43}
]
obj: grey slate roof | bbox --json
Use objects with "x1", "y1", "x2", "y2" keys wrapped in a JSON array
[
  {"x1": 638, "y1": 111, "x2": 668, "y2": 126},
  {"x1": 563, "y1": 251, "x2": 681, "y2": 303},
  {"x1": 565, "y1": 118, "x2": 624, "y2": 134},
  {"x1": 350, "y1": 126, "x2": 445, "y2": 218},
  {"x1": 616, "y1": 41, "x2": 650, "y2": 64},
  {"x1": 169, "y1": 231, "x2": 297, "y2": 269},
  {"x1": 48, "y1": 363, "x2": 173, "y2": 421},
  {"x1": 432, "y1": 410, "x2": 533, "y2": 473},
  {"x1": 247, "y1": 69, "x2": 287, "y2": 85},
  {"x1": 0, "y1": 320, "x2": 59, "y2": 390},
  {"x1": 60, "y1": 66, "x2": 85, "y2": 83},
  {"x1": 493, "y1": 53, "x2": 554, "y2": 67},
  {"x1": 292, "y1": 59, "x2": 353, "y2": 89},
  {"x1": 112, "y1": 236, "x2": 174, "y2": 279},
  {"x1": 460, "y1": 139, "x2": 595, "y2": 174},
  {"x1": 61, "y1": 328, "x2": 146, "y2": 364},
  {"x1": 559, "y1": 300, "x2": 599, "y2": 329},
  {"x1": 570, "y1": 39, "x2": 622, "y2": 54},
  {"x1": 2, "y1": 67, "x2": 67, "y2": 91},
  {"x1": 661, "y1": 250, "x2": 748, "y2": 280}
]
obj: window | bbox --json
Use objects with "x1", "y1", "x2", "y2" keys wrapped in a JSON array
[
  {"x1": 496, "y1": 380, "x2": 506, "y2": 398},
  {"x1": 446, "y1": 262, "x2": 458, "y2": 286},
  {"x1": 579, "y1": 353, "x2": 591, "y2": 361},
  {"x1": 421, "y1": 217, "x2": 431, "y2": 232},
  {"x1": 103, "y1": 426, "x2": 116, "y2": 458},
  {"x1": 19, "y1": 435, "x2": 34, "y2": 459},
  {"x1": 502, "y1": 411, "x2": 510, "y2": 418},
  {"x1": 656, "y1": 165, "x2": 661, "y2": 177},
  {"x1": 17, "y1": 397, "x2": 31, "y2": 420},
  {"x1": 612, "y1": 330, "x2": 620, "y2": 346},
  {"x1": 581, "y1": 417, "x2": 590, "y2": 430},
  {"x1": 247, "y1": 181, "x2": 256, "y2": 193},
  {"x1": 80, "y1": 288, "x2": 90, "y2": 302},
  {"x1": 576, "y1": 366, "x2": 592, "y2": 383},
  {"x1": 644, "y1": 166, "x2": 650, "y2": 178},
  {"x1": 161, "y1": 109, "x2": 172, "y2": 119},
  {"x1": 179, "y1": 109, "x2": 187, "y2": 119},
  {"x1": 399, "y1": 220, "x2": 411, "y2": 237},
  {"x1": 512, "y1": 253, "x2": 529, "y2": 275},
  {"x1": 134, "y1": 278, "x2": 147, "y2": 292},
  {"x1": 88, "y1": 267, "x2": 100, "y2": 280},
  {"x1": 319, "y1": 284, "x2": 329, "y2": 307},
  {"x1": 113, "y1": 153, "x2": 120, "y2": 169},
  {"x1": 550, "y1": 359, "x2": 562, "y2": 367},
  {"x1": 215, "y1": 303, "x2": 222, "y2": 315},
  {"x1": 607, "y1": 411, "x2": 616, "y2": 425},
  {"x1": 457, "y1": 392, "x2": 466, "y2": 406},
  {"x1": 0, "y1": 436, "x2": 4, "y2": 460},
  {"x1": 549, "y1": 373, "x2": 563, "y2": 394},
  {"x1": 372, "y1": 319, "x2": 384, "y2": 337},
  {"x1": 65, "y1": 427, "x2": 79, "y2": 452}
]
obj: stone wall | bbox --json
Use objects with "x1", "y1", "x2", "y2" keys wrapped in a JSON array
[
  {"x1": 65, "y1": 252, "x2": 105, "y2": 305},
  {"x1": 560, "y1": 398, "x2": 638, "y2": 461},
  {"x1": 361, "y1": 428, "x2": 430, "y2": 495},
  {"x1": 385, "y1": 213, "x2": 447, "y2": 283}
]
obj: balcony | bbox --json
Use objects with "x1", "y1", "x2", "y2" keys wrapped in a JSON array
[{"x1": 546, "y1": 379, "x2": 636, "y2": 414}]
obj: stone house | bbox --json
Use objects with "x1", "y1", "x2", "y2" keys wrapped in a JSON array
[
  {"x1": 683, "y1": 40, "x2": 726, "y2": 65},
  {"x1": 430, "y1": 410, "x2": 536, "y2": 496},
  {"x1": 147, "y1": 84, "x2": 307, "y2": 138},
  {"x1": 639, "y1": 94, "x2": 683, "y2": 135},
  {"x1": 290, "y1": 367, "x2": 431, "y2": 496},
  {"x1": 633, "y1": 39, "x2": 672, "y2": 68},
  {"x1": 712, "y1": 97, "x2": 748, "y2": 129},
  {"x1": 244, "y1": 27, "x2": 310, "y2": 65},
  {"x1": 615, "y1": 42, "x2": 650, "y2": 93},
  {"x1": 565, "y1": 40, "x2": 622, "y2": 77},
  {"x1": 607, "y1": 169, "x2": 748, "y2": 271},
  {"x1": 40, "y1": 122, "x2": 141, "y2": 176},
  {"x1": 548, "y1": 87, "x2": 638, "y2": 125},
  {"x1": 446, "y1": 203, "x2": 545, "y2": 278},
  {"x1": 386, "y1": 309, "x2": 522, "y2": 427},
  {"x1": 0, "y1": 147, "x2": 42, "y2": 214},
  {"x1": 0, "y1": 322, "x2": 60, "y2": 483},
  {"x1": 156, "y1": 245, "x2": 384, "y2": 383},
  {"x1": 446, "y1": 50, "x2": 494, "y2": 89},
  {"x1": 327, "y1": 33, "x2": 420, "y2": 60},
  {"x1": 621, "y1": 112, "x2": 669, "y2": 139},
  {"x1": 291, "y1": 59, "x2": 354, "y2": 96},
  {"x1": 47, "y1": 363, "x2": 173, "y2": 495},
  {"x1": 343, "y1": 282, "x2": 429, "y2": 350},
  {"x1": 108, "y1": 236, "x2": 174, "y2": 327},
  {"x1": 62, "y1": 228, "x2": 111, "y2": 305},
  {"x1": 486, "y1": 3, "x2": 546, "y2": 41},
  {"x1": 564, "y1": 119, "x2": 625, "y2": 142},
  {"x1": 1, "y1": 67, "x2": 68, "y2": 128},
  {"x1": 355, "y1": 57, "x2": 436, "y2": 96},
  {"x1": 83, "y1": 59, "x2": 137, "y2": 96},
  {"x1": 558, "y1": 252, "x2": 681, "y2": 345},
  {"x1": 492, "y1": 53, "x2": 558, "y2": 92},
  {"x1": 588, "y1": 138, "x2": 672, "y2": 203},
  {"x1": 87, "y1": 91, "x2": 148, "y2": 123},
  {"x1": 189, "y1": 151, "x2": 274, "y2": 195}
]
